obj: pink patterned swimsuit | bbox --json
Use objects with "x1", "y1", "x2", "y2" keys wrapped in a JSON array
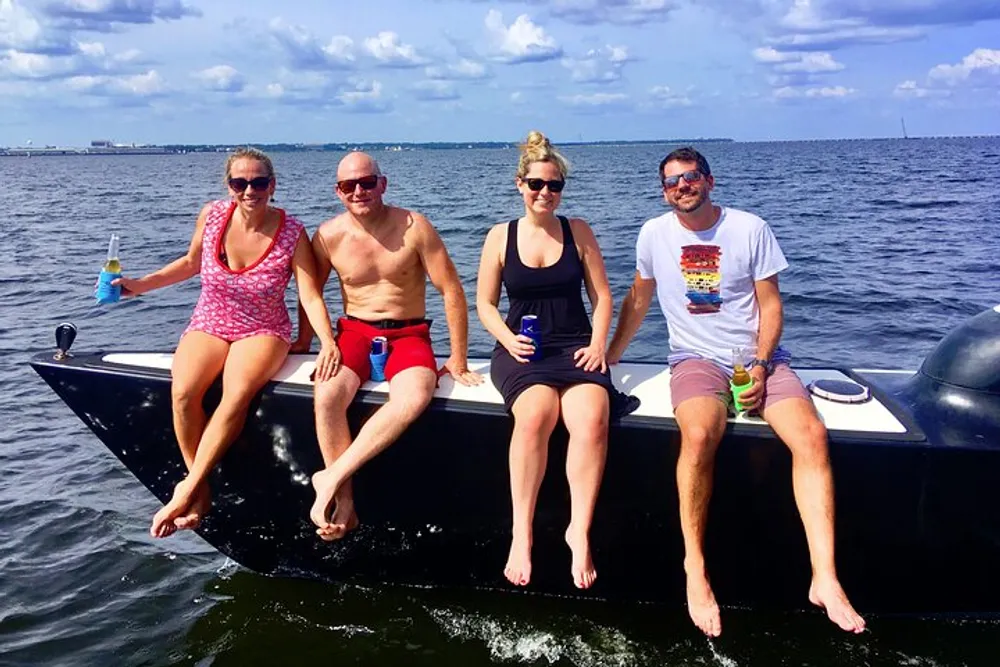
[{"x1": 184, "y1": 200, "x2": 304, "y2": 344}]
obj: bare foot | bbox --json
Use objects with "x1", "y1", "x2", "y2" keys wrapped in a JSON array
[
  {"x1": 809, "y1": 577, "x2": 866, "y2": 633},
  {"x1": 504, "y1": 535, "x2": 532, "y2": 586},
  {"x1": 150, "y1": 480, "x2": 198, "y2": 538},
  {"x1": 565, "y1": 527, "x2": 597, "y2": 589},
  {"x1": 309, "y1": 467, "x2": 343, "y2": 530},
  {"x1": 316, "y1": 494, "x2": 359, "y2": 542},
  {"x1": 686, "y1": 570, "x2": 722, "y2": 637},
  {"x1": 174, "y1": 484, "x2": 210, "y2": 531}
]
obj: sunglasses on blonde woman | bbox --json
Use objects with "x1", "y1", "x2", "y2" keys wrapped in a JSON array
[
  {"x1": 522, "y1": 178, "x2": 565, "y2": 193},
  {"x1": 336, "y1": 175, "x2": 381, "y2": 194},
  {"x1": 228, "y1": 176, "x2": 272, "y2": 191}
]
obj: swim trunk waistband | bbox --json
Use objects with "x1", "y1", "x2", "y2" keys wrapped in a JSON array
[{"x1": 344, "y1": 314, "x2": 431, "y2": 330}]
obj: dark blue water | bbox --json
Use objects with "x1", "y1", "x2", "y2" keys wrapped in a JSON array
[{"x1": 2, "y1": 139, "x2": 999, "y2": 666}]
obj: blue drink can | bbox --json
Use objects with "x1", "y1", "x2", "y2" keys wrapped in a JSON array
[
  {"x1": 370, "y1": 336, "x2": 389, "y2": 382},
  {"x1": 520, "y1": 315, "x2": 541, "y2": 361}
]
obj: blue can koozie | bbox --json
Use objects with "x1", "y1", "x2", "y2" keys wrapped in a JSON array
[
  {"x1": 370, "y1": 336, "x2": 389, "y2": 382},
  {"x1": 95, "y1": 270, "x2": 121, "y2": 304}
]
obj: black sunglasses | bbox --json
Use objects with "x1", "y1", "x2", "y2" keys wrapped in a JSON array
[
  {"x1": 523, "y1": 178, "x2": 565, "y2": 193},
  {"x1": 228, "y1": 176, "x2": 272, "y2": 191},
  {"x1": 337, "y1": 175, "x2": 380, "y2": 194},
  {"x1": 662, "y1": 170, "x2": 704, "y2": 189}
]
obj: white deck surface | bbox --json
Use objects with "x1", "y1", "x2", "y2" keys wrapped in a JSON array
[{"x1": 102, "y1": 353, "x2": 909, "y2": 434}]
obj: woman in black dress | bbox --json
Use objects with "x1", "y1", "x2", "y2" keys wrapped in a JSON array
[{"x1": 476, "y1": 131, "x2": 637, "y2": 590}]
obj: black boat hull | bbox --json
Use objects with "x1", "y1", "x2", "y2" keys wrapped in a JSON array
[{"x1": 30, "y1": 352, "x2": 1000, "y2": 614}]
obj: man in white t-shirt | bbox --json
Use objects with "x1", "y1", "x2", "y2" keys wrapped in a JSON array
[{"x1": 607, "y1": 147, "x2": 865, "y2": 637}]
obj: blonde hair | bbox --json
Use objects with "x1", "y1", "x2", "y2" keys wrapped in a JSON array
[
  {"x1": 516, "y1": 130, "x2": 569, "y2": 179},
  {"x1": 223, "y1": 146, "x2": 275, "y2": 186}
]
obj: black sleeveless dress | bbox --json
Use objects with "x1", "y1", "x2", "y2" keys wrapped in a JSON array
[{"x1": 490, "y1": 216, "x2": 640, "y2": 418}]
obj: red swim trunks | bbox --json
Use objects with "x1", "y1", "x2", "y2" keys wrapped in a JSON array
[{"x1": 336, "y1": 316, "x2": 438, "y2": 383}]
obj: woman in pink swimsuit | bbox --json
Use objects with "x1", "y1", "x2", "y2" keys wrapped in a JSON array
[{"x1": 115, "y1": 147, "x2": 339, "y2": 538}]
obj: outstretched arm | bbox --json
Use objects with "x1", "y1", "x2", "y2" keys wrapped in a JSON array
[
  {"x1": 606, "y1": 272, "x2": 656, "y2": 364},
  {"x1": 113, "y1": 203, "x2": 211, "y2": 296},
  {"x1": 291, "y1": 229, "x2": 339, "y2": 381},
  {"x1": 417, "y1": 215, "x2": 483, "y2": 386},
  {"x1": 574, "y1": 219, "x2": 613, "y2": 373}
]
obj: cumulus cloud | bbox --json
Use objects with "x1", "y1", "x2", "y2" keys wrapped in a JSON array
[
  {"x1": 485, "y1": 10, "x2": 561, "y2": 64},
  {"x1": 425, "y1": 58, "x2": 489, "y2": 80},
  {"x1": 928, "y1": 48, "x2": 1000, "y2": 84},
  {"x1": 562, "y1": 44, "x2": 630, "y2": 83},
  {"x1": 66, "y1": 68, "x2": 164, "y2": 96},
  {"x1": 648, "y1": 84, "x2": 692, "y2": 107},
  {"x1": 0, "y1": 39, "x2": 146, "y2": 80},
  {"x1": 363, "y1": 31, "x2": 427, "y2": 67},
  {"x1": 410, "y1": 79, "x2": 459, "y2": 101},
  {"x1": 549, "y1": 0, "x2": 679, "y2": 25},
  {"x1": 269, "y1": 18, "x2": 355, "y2": 70},
  {"x1": 774, "y1": 84, "x2": 856, "y2": 99},
  {"x1": 892, "y1": 79, "x2": 948, "y2": 99},
  {"x1": 337, "y1": 78, "x2": 390, "y2": 113},
  {"x1": 0, "y1": 0, "x2": 75, "y2": 54},
  {"x1": 41, "y1": 0, "x2": 201, "y2": 32},
  {"x1": 193, "y1": 64, "x2": 244, "y2": 92},
  {"x1": 559, "y1": 91, "x2": 629, "y2": 107}
]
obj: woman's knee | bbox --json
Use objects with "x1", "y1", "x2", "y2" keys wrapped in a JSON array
[
  {"x1": 513, "y1": 404, "x2": 559, "y2": 439},
  {"x1": 172, "y1": 381, "x2": 209, "y2": 413}
]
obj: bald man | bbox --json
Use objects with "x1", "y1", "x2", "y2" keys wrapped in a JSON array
[{"x1": 294, "y1": 152, "x2": 483, "y2": 540}]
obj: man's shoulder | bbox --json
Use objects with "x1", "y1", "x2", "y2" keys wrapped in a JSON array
[
  {"x1": 722, "y1": 206, "x2": 769, "y2": 231},
  {"x1": 315, "y1": 212, "x2": 352, "y2": 237},
  {"x1": 638, "y1": 211, "x2": 675, "y2": 237}
]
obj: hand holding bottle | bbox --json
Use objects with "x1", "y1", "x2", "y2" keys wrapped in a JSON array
[{"x1": 95, "y1": 234, "x2": 122, "y2": 304}]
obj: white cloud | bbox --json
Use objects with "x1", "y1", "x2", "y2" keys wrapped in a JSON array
[
  {"x1": 425, "y1": 58, "x2": 489, "y2": 80},
  {"x1": 194, "y1": 64, "x2": 244, "y2": 92},
  {"x1": 67, "y1": 69, "x2": 164, "y2": 96},
  {"x1": 754, "y1": 47, "x2": 843, "y2": 73},
  {"x1": 774, "y1": 84, "x2": 856, "y2": 98},
  {"x1": 363, "y1": 31, "x2": 427, "y2": 67},
  {"x1": 928, "y1": 48, "x2": 1000, "y2": 84},
  {"x1": 411, "y1": 79, "x2": 459, "y2": 101},
  {"x1": 485, "y1": 10, "x2": 561, "y2": 64},
  {"x1": 268, "y1": 18, "x2": 355, "y2": 70},
  {"x1": 549, "y1": 0, "x2": 679, "y2": 25},
  {"x1": 337, "y1": 78, "x2": 390, "y2": 112},
  {"x1": 559, "y1": 91, "x2": 629, "y2": 107},
  {"x1": 893, "y1": 79, "x2": 949, "y2": 99},
  {"x1": 0, "y1": 0, "x2": 74, "y2": 54},
  {"x1": 562, "y1": 44, "x2": 630, "y2": 83},
  {"x1": 648, "y1": 85, "x2": 692, "y2": 107}
]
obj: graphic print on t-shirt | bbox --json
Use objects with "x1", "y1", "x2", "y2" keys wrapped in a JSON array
[{"x1": 680, "y1": 244, "x2": 722, "y2": 314}]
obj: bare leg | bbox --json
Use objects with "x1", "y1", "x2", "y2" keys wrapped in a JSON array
[
  {"x1": 501, "y1": 385, "x2": 560, "y2": 586},
  {"x1": 152, "y1": 335, "x2": 289, "y2": 538},
  {"x1": 764, "y1": 397, "x2": 866, "y2": 633},
  {"x1": 310, "y1": 366, "x2": 437, "y2": 538},
  {"x1": 674, "y1": 396, "x2": 728, "y2": 637},
  {"x1": 165, "y1": 332, "x2": 229, "y2": 535},
  {"x1": 312, "y1": 367, "x2": 362, "y2": 540},
  {"x1": 559, "y1": 383, "x2": 608, "y2": 589}
]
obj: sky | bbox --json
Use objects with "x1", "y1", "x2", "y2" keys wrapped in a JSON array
[{"x1": 1, "y1": 0, "x2": 998, "y2": 145}]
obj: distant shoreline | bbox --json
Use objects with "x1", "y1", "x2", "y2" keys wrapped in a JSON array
[{"x1": 2, "y1": 135, "x2": 997, "y2": 156}]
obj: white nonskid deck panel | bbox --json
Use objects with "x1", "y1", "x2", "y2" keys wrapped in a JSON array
[{"x1": 102, "y1": 354, "x2": 908, "y2": 434}]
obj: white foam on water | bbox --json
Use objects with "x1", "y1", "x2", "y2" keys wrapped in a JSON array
[
  {"x1": 428, "y1": 607, "x2": 656, "y2": 667},
  {"x1": 706, "y1": 638, "x2": 739, "y2": 667}
]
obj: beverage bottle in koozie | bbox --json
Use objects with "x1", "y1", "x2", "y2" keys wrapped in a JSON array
[
  {"x1": 95, "y1": 234, "x2": 122, "y2": 304},
  {"x1": 731, "y1": 347, "x2": 753, "y2": 410}
]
